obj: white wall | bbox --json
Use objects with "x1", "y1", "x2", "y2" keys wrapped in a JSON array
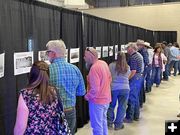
[
  {"x1": 64, "y1": 0, "x2": 85, "y2": 5},
  {"x1": 81, "y1": 3, "x2": 180, "y2": 44}
]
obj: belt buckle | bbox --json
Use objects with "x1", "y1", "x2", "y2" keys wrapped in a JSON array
[{"x1": 64, "y1": 107, "x2": 74, "y2": 112}]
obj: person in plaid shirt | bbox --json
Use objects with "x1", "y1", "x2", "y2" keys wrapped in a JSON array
[{"x1": 46, "y1": 39, "x2": 86, "y2": 135}]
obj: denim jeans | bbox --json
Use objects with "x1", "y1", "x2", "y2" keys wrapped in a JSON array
[
  {"x1": 169, "y1": 60, "x2": 179, "y2": 76},
  {"x1": 89, "y1": 101, "x2": 109, "y2": 135},
  {"x1": 163, "y1": 64, "x2": 169, "y2": 79},
  {"x1": 107, "y1": 89, "x2": 129, "y2": 128},
  {"x1": 151, "y1": 67, "x2": 161, "y2": 86},
  {"x1": 144, "y1": 65, "x2": 152, "y2": 90},
  {"x1": 64, "y1": 108, "x2": 76, "y2": 135},
  {"x1": 178, "y1": 61, "x2": 180, "y2": 73},
  {"x1": 126, "y1": 74, "x2": 142, "y2": 121}
]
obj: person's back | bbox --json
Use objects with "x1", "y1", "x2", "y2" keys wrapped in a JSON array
[
  {"x1": 109, "y1": 62, "x2": 130, "y2": 90},
  {"x1": 20, "y1": 88, "x2": 68, "y2": 134},
  {"x1": 49, "y1": 58, "x2": 85, "y2": 109},
  {"x1": 46, "y1": 40, "x2": 85, "y2": 134},
  {"x1": 14, "y1": 61, "x2": 71, "y2": 135}
]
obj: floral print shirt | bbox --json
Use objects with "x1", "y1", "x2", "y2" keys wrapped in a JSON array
[{"x1": 20, "y1": 89, "x2": 71, "y2": 135}]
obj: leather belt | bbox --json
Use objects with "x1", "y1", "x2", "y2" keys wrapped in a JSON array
[{"x1": 64, "y1": 107, "x2": 75, "y2": 112}]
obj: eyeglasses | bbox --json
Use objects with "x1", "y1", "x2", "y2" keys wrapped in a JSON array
[
  {"x1": 86, "y1": 47, "x2": 95, "y2": 56},
  {"x1": 46, "y1": 50, "x2": 54, "y2": 55}
]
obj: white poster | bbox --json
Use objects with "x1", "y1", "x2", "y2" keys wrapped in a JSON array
[
  {"x1": 121, "y1": 44, "x2": 127, "y2": 53},
  {"x1": 96, "y1": 47, "x2": 101, "y2": 58},
  {"x1": 38, "y1": 50, "x2": 50, "y2": 64},
  {"x1": 70, "y1": 48, "x2": 79, "y2": 63},
  {"x1": 65, "y1": 49, "x2": 68, "y2": 62},
  {"x1": 14, "y1": 52, "x2": 33, "y2": 75},
  {"x1": 0, "y1": 53, "x2": 5, "y2": 78},
  {"x1": 115, "y1": 45, "x2": 118, "y2": 60},
  {"x1": 102, "y1": 46, "x2": 108, "y2": 58},
  {"x1": 109, "y1": 46, "x2": 114, "y2": 56}
]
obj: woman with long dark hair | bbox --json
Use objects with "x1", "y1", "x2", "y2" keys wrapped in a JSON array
[
  {"x1": 107, "y1": 52, "x2": 130, "y2": 130},
  {"x1": 14, "y1": 61, "x2": 71, "y2": 135},
  {"x1": 151, "y1": 44, "x2": 167, "y2": 87}
]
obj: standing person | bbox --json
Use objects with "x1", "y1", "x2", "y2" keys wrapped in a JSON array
[
  {"x1": 124, "y1": 42, "x2": 143, "y2": 123},
  {"x1": 161, "y1": 41, "x2": 171, "y2": 80},
  {"x1": 151, "y1": 44, "x2": 167, "y2": 87},
  {"x1": 107, "y1": 52, "x2": 130, "y2": 130},
  {"x1": 145, "y1": 42, "x2": 154, "y2": 92},
  {"x1": 14, "y1": 61, "x2": 71, "y2": 135},
  {"x1": 46, "y1": 40, "x2": 86, "y2": 135},
  {"x1": 84, "y1": 47, "x2": 112, "y2": 135}
]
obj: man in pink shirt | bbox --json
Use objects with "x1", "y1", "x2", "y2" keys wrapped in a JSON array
[{"x1": 84, "y1": 47, "x2": 112, "y2": 135}]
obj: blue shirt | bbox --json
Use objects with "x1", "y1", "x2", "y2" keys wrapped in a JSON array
[
  {"x1": 49, "y1": 58, "x2": 86, "y2": 109},
  {"x1": 138, "y1": 47, "x2": 149, "y2": 66}
]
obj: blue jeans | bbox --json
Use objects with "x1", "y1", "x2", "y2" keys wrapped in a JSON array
[
  {"x1": 107, "y1": 89, "x2": 129, "y2": 128},
  {"x1": 169, "y1": 60, "x2": 179, "y2": 76},
  {"x1": 151, "y1": 67, "x2": 161, "y2": 85},
  {"x1": 126, "y1": 74, "x2": 142, "y2": 121},
  {"x1": 178, "y1": 61, "x2": 180, "y2": 73},
  {"x1": 144, "y1": 65, "x2": 152, "y2": 90},
  {"x1": 64, "y1": 108, "x2": 76, "y2": 135},
  {"x1": 89, "y1": 101, "x2": 109, "y2": 135},
  {"x1": 163, "y1": 64, "x2": 169, "y2": 79}
]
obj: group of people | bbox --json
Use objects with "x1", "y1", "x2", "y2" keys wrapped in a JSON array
[{"x1": 13, "y1": 39, "x2": 180, "y2": 135}]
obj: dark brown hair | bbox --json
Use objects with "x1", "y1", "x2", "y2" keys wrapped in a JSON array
[
  {"x1": 115, "y1": 52, "x2": 129, "y2": 75},
  {"x1": 26, "y1": 61, "x2": 56, "y2": 104}
]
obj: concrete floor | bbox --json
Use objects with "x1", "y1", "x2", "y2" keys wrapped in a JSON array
[{"x1": 76, "y1": 75, "x2": 180, "y2": 135}]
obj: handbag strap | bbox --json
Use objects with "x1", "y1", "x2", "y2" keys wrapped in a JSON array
[{"x1": 55, "y1": 87, "x2": 64, "y2": 112}]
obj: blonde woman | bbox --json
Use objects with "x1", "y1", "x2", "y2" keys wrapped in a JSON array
[{"x1": 107, "y1": 52, "x2": 130, "y2": 130}]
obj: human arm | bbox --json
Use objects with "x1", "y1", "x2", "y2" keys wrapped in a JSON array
[
  {"x1": 76, "y1": 69, "x2": 86, "y2": 96},
  {"x1": 85, "y1": 67, "x2": 100, "y2": 101},
  {"x1": 14, "y1": 94, "x2": 29, "y2": 135},
  {"x1": 128, "y1": 70, "x2": 136, "y2": 80}
]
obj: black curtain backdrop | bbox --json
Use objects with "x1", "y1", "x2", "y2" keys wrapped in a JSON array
[
  {"x1": 0, "y1": 0, "x2": 177, "y2": 135},
  {"x1": 154, "y1": 31, "x2": 177, "y2": 44},
  {"x1": 61, "y1": 8, "x2": 89, "y2": 128}
]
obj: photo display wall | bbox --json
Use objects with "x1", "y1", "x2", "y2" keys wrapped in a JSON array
[{"x1": 0, "y1": 53, "x2": 5, "y2": 78}]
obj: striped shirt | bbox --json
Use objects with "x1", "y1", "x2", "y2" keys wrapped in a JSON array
[
  {"x1": 49, "y1": 58, "x2": 86, "y2": 109},
  {"x1": 128, "y1": 52, "x2": 143, "y2": 73}
]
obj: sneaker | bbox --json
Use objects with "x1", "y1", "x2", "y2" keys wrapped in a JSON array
[
  {"x1": 108, "y1": 124, "x2": 113, "y2": 130},
  {"x1": 114, "y1": 124, "x2": 124, "y2": 130},
  {"x1": 177, "y1": 113, "x2": 180, "y2": 117},
  {"x1": 123, "y1": 118, "x2": 133, "y2": 123},
  {"x1": 134, "y1": 118, "x2": 139, "y2": 121},
  {"x1": 156, "y1": 84, "x2": 159, "y2": 87}
]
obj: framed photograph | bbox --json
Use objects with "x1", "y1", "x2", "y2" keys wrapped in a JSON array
[
  {"x1": 70, "y1": 48, "x2": 79, "y2": 63},
  {"x1": 96, "y1": 47, "x2": 101, "y2": 58},
  {"x1": 109, "y1": 46, "x2": 114, "y2": 56},
  {"x1": 14, "y1": 52, "x2": 33, "y2": 75},
  {"x1": 38, "y1": 50, "x2": 50, "y2": 64},
  {"x1": 115, "y1": 45, "x2": 118, "y2": 60},
  {"x1": 0, "y1": 53, "x2": 5, "y2": 78},
  {"x1": 102, "y1": 46, "x2": 108, "y2": 58}
]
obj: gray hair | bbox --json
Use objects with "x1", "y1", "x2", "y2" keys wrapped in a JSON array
[
  {"x1": 127, "y1": 42, "x2": 138, "y2": 51},
  {"x1": 46, "y1": 39, "x2": 66, "y2": 57}
]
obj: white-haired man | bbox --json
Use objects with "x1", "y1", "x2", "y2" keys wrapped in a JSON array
[{"x1": 46, "y1": 39, "x2": 86, "y2": 135}]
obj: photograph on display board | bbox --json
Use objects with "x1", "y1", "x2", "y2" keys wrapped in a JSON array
[
  {"x1": 96, "y1": 47, "x2": 101, "y2": 58},
  {"x1": 70, "y1": 48, "x2": 79, "y2": 63},
  {"x1": 102, "y1": 46, "x2": 108, "y2": 58},
  {"x1": 14, "y1": 52, "x2": 33, "y2": 75},
  {"x1": 115, "y1": 45, "x2": 118, "y2": 60},
  {"x1": 121, "y1": 44, "x2": 127, "y2": 53},
  {"x1": 38, "y1": 50, "x2": 50, "y2": 64},
  {"x1": 0, "y1": 53, "x2": 5, "y2": 78},
  {"x1": 65, "y1": 49, "x2": 68, "y2": 62},
  {"x1": 109, "y1": 46, "x2": 114, "y2": 56}
]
